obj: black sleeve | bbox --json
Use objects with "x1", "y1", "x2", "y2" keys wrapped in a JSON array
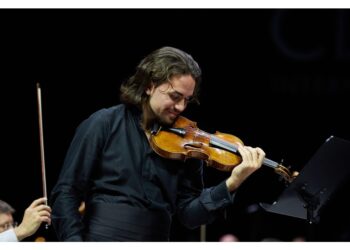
[
  {"x1": 176, "y1": 160, "x2": 235, "y2": 229},
  {"x1": 50, "y1": 110, "x2": 109, "y2": 241}
]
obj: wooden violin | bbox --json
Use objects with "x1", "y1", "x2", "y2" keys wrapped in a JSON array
[{"x1": 149, "y1": 116, "x2": 298, "y2": 183}]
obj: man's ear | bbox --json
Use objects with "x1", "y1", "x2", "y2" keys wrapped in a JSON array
[{"x1": 146, "y1": 83, "x2": 155, "y2": 95}]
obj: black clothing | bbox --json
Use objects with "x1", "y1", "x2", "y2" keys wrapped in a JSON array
[
  {"x1": 85, "y1": 203, "x2": 170, "y2": 241},
  {"x1": 50, "y1": 104, "x2": 234, "y2": 241}
]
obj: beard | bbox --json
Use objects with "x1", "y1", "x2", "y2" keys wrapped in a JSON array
[
  {"x1": 158, "y1": 108, "x2": 181, "y2": 126},
  {"x1": 142, "y1": 103, "x2": 177, "y2": 129},
  {"x1": 157, "y1": 112, "x2": 177, "y2": 126}
]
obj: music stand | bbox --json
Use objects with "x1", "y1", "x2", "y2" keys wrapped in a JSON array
[{"x1": 260, "y1": 136, "x2": 350, "y2": 224}]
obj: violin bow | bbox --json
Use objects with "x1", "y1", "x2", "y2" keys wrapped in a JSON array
[{"x1": 36, "y1": 83, "x2": 49, "y2": 228}]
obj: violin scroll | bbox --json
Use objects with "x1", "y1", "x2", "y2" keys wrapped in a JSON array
[{"x1": 274, "y1": 164, "x2": 299, "y2": 184}]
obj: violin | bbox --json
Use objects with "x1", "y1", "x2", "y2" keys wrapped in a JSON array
[{"x1": 149, "y1": 116, "x2": 298, "y2": 183}]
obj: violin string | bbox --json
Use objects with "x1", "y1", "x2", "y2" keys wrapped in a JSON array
[{"x1": 207, "y1": 132, "x2": 280, "y2": 169}]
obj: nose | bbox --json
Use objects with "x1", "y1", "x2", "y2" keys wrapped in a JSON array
[{"x1": 174, "y1": 98, "x2": 187, "y2": 112}]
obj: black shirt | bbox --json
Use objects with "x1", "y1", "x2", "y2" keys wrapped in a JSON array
[{"x1": 50, "y1": 104, "x2": 235, "y2": 241}]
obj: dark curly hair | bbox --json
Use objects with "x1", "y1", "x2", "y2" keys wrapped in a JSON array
[{"x1": 120, "y1": 47, "x2": 201, "y2": 108}]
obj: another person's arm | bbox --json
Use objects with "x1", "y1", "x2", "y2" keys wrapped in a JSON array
[
  {"x1": 14, "y1": 197, "x2": 51, "y2": 241},
  {"x1": 0, "y1": 197, "x2": 51, "y2": 242}
]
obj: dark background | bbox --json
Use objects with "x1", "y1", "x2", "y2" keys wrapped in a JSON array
[{"x1": 1, "y1": 9, "x2": 350, "y2": 241}]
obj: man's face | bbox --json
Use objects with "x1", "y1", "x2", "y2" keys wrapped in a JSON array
[
  {"x1": 147, "y1": 74, "x2": 195, "y2": 125},
  {"x1": 0, "y1": 212, "x2": 14, "y2": 233}
]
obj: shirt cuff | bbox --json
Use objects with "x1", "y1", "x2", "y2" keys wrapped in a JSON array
[{"x1": 210, "y1": 180, "x2": 235, "y2": 205}]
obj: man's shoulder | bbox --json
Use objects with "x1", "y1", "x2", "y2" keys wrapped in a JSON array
[
  {"x1": 90, "y1": 104, "x2": 126, "y2": 119},
  {"x1": 80, "y1": 104, "x2": 141, "y2": 130}
]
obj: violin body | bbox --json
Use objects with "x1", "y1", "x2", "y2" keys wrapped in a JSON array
[{"x1": 150, "y1": 116, "x2": 243, "y2": 171}]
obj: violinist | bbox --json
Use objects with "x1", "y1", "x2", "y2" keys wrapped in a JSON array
[{"x1": 50, "y1": 46, "x2": 265, "y2": 241}]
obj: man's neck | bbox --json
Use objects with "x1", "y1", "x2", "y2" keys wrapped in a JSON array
[{"x1": 141, "y1": 103, "x2": 156, "y2": 131}]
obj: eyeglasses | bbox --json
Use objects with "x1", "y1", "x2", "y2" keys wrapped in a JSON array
[
  {"x1": 0, "y1": 221, "x2": 18, "y2": 232},
  {"x1": 162, "y1": 82, "x2": 195, "y2": 106}
]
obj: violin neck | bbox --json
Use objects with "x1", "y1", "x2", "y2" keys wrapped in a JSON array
[
  {"x1": 209, "y1": 135, "x2": 280, "y2": 169},
  {"x1": 262, "y1": 158, "x2": 279, "y2": 169}
]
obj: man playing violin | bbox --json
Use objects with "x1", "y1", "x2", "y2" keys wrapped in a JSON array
[{"x1": 50, "y1": 46, "x2": 265, "y2": 241}]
